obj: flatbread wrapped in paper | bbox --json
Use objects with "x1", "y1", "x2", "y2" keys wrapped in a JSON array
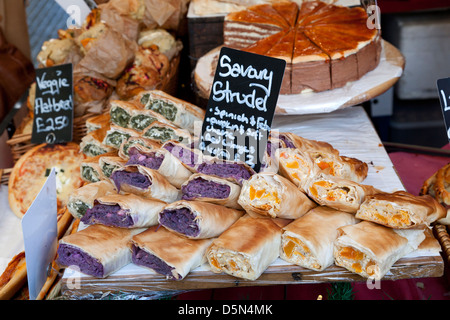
[
  {"x1": 73, "y1": 73, "x2": 115, "y2": 116},
  {"x1": 67, "y1": 180, "x2": 117, "y2": 219},
  {"x1": 355, "y1": 191, "x2": 447, "y2": 229},
  {"x1": 333, "y1": 221, "x2": 426, "y2": 280},
  {"x1": 116, "y1": 46, "x2": 170, "y2": 100},
  {"x1": 158, "y1": 200, "x2": 244, "y2": 239},
  {"x1": 238, "y1": 172, "x2": 316, "y2": 219},
  {"x1": 126, "y1": 144, "x2": 192, "y2": 188},
  {"x1": 131, "y1": 225, "x2": 213, "y2": 280},
  {"x1": 136, "y1": 89, "x2": 205, "y2": 134},
  {"x1": 207, "y1": 214, "x2": 290, "y2": 281},
  {"x1": 181, "y1": 173, "x2": 242, "y2": 209},
  {"x1": 305, "y1": 173, "x2": 381, "y2": 213},
  {"x1": 110, "y1": 164, "x2": 180, "y2": 202},
  {"x1": 56, "y1": 224, "x2": 145, "y2": 278},
  {"x1": 81, "y1": 193, "x2": 166, "y2": 228},
  {"x1": 75, "y1": 22, "x2": 137, "y2": 79},
  {"x1": 280, "y1": 206, "x2": 358, "y2": 271}
]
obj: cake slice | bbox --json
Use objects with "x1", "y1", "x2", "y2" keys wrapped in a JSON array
[
  {"x1": 223, "y1": 9, "x2": 285, "y2": 49},
  {"x1": 272, "y1": 1, "x2": 299, "y2": 27},
  {"x1": 265, "y1": 29, "x2": 296, "y2": 94},
  {"x1": 291, "y1": 30, "x2": 331, "y2": 93}
]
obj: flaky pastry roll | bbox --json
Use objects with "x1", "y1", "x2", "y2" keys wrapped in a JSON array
[
  {"x1": 118, "y1": 135, "x2": 161, "y2": 159},
  {"x1": 136, "y1": 89, "x2": 205, "y2": 134},
  {"x1": 98, "y1": 155, "x2": 127, "y2": 178},
  {"x1": 275, "y1": 147, "x2": 319, "y2": 192},
  {"x1": 67, "y1": 180, "x2": 117, "y2": 219},
  {"x1": 279, "y1": 132, "x2": 368, "y2": 183},
  {"x1": 109, "y1": 164, "x2": 181, "y2": 203},
  {"x1": 57, "y1": 224, "x2": 145, "y2": 278},
  {"x1": 181, "y1": 173, "x2": 242, "y2": 209},
  {"x1": 109, "y1": 99, "x2": 171, "y2": 131},
  {"x1": 142, "y1": 121, "x2": 192, "y2": 145},
  {"x1": 207, "y1": 214, "x2": 290, "y2": 281},
  {"x1": 355, "y1": 191, "x2": 447, "y2": 229},
  {"x1": 280, "y1": 206, "x2": 358, "y2": 271},
  {"x1": 238, "y1": 172, "x2": 317, "y2": 219},
  {"x1": 158, "y1": 200, "x2": 244, "y2": 239},
  {"x1": 162, "y1": 140, "x2": 204, "y2": 172},
  {"x1": 305, "y1": 173, "x2": 380, "y2": 213},
  {"x1": 126, "y1": 144, "x2": 192, "y2": 188},
  {"x1": 131, "y1": 226, "x2": 213, "y2": 280},
  {"x1": 80, "y1": 125, "x2": 116, "y2": 157},
  {"x1": 103, "y1": 123, "x2": 141, "y2": 149},
  {"x1": 333, "y1": 221, "x2": 426, "y2": 280},
  {"x1": 194, "y1": 156, "x2": 256, "y2": 185},
  {"x1": 81, "y1": 193, "x2": 166, "y2": 228}
]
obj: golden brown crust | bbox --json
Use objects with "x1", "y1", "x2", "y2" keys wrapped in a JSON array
[
  {"x1": 131, "y1": 225, "x2": 213, "y2": 280},
  {"x1": 160, "y1": 200, "x2": 244, "y2": 239},
  {"x1": 356, "y1": 191, "x2": 447, "y2": 228},
  {"x1": 211, "y1": 214, "x2": 282, "y2": 256}
]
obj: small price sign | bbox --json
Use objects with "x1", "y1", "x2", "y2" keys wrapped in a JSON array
[
  {"x1": 200, "y1": 47, "x2": 286, "y2": 172},
  {"x1": 31, "y1": 63, "x2": 74, "y2": 144},
  {"x1": 437, "y1": 77, "x2": 450, "y2": 141}
]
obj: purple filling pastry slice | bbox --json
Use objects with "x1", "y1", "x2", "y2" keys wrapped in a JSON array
[
  {"x1": 126, "y1": 146, "x2": 165, "y2": 170},
  {"x1": 56, "y1": 224, "x2": 145, "y2": 278},
  {"x1": 196, "y1": 158, "x2": 255, "y2": 185},
  {"x1": 158, "y1": 200, "x2": 244, "y2": 239},
  {"x1": 131, "y1": 225, "x2": 213, "y2": 280},
  {"x1": 109, "y1": 164, "x2": 181, "y2": 203},
  {"x1": 80, "y1": 193, "x2": 167, "y2": 228},
  {"x1": 180, "y1": 173, "x2": 242, "y2": 209},
  {"x1": 162, "y1": 140, "x2": 201, "y2": 169},
  {"x1": 126, "y1": 145, "x2": 192, "y2": 188}
]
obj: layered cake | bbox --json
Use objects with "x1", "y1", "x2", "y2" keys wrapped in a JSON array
[{"x1": 223, "y1": 1, "x2": 381, "y2": 94}]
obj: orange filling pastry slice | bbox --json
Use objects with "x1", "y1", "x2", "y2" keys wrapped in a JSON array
[
  {"x1": 277, "y1": 149, "x2": 316, "y2": 189},
  {"x1": 335, "y1": 245, "x2": 379, "y2": 278},
  {"x1": 356, "y1": 201, "x2": 413, "y2": 228},
  {"x1": 281, "y1": 234, "x2": 322, "y2": 270}
]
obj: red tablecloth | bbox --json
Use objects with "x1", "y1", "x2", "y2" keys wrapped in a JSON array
[{"x1": 177, "y1": 147, "x2": 450, "y2": 300}]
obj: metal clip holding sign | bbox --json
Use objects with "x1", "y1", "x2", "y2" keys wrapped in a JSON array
[{"x1": 21, "y1": 168, "x2": 58, "y2": 300}]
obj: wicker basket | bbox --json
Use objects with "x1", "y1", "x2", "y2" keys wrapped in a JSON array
[{"x1": 435, "y1": 224, "x2": 450, "y2": 264}]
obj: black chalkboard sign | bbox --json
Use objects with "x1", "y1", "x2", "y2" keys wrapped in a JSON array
[
  {"x1": 31, "y1": 63, "x2": 73, "y2": 144},
  {"x1": 199, "y1": 47, "x2": 286, "y2": 172},
  {"x1": 437, "y1": 77, "x2": 450, "y2": 142}
]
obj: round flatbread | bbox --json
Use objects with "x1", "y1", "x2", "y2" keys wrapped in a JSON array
[{"x1": 8, "y1": 143, "x2": 86, "y2": 218}]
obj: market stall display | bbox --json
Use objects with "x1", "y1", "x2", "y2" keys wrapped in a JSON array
[{"x1": 49, "y1": 106, "x2": 445, "y2": 298}]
